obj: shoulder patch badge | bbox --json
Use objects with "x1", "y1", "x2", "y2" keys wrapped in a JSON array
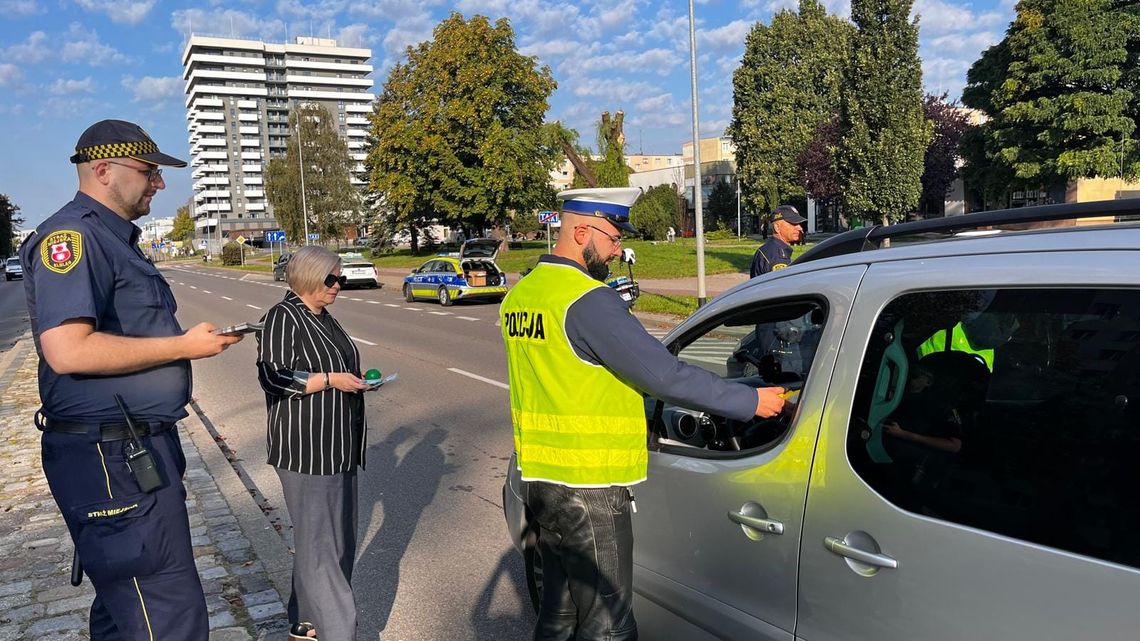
[
  {"x1": 40, "y1": 230, "x2": 83, "y2": 274},
  {"x1": 772, "y1": 263, "x2": 788, "y2": 271}
]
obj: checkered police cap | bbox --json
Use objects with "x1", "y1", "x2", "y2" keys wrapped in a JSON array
[{"x1": 70, "y1": 119, "x2": 187, "y2": 167}]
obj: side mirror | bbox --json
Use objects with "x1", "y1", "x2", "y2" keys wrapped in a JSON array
[{"x1": 409, "y1": 267, "x2": 419, "y2": 274}]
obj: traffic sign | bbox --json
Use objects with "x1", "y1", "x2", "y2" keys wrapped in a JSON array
[
  {"x1": 538, "y1": 210, "x2": 559, "y2": 225},
  {"x1": 307, "y1": 233, "x2": 320, "y2": 241},
  {"x1": 150, "y1": 241, "x2": 158, "y2": 249},
  {"x1": 199, "y1": 239, "x2": 208, "y2": 247},
  {"x1": 265, "y1": 230, "x2": 286, "y2": 243},
  {"x1": 235, "y1": 235, "x2": 246, "y2": 245}
]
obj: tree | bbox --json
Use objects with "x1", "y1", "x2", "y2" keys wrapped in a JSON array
[
  {"x1": 573, "y1": 112, "x2": 631, "y2": 188},
  {"x1": 920, "y1": 94, "x2": 974, "y2": 216},
  {"x1": 0, "y1": 194, "x2": 23, "y2": 257},
  {"x1": 168, "y1": 204, "x2": 195, "y2": 242},
  {"x1": 796, "y1": 116, "x2": 843, "y2": 208},
  {"x1": 368, "y1": 12, "x2": 559, "y2": 242},
  {"x1": 730, "y1": 0, "x2": 853, "y2": 213},
  {"x1": 961, "y1": 0, "x2": 1140, "y2": 194},
  {"x1": 629, "y1": 185, "x2": 681, "y2": 241},
  {"x1": 266, "y1": 103, "x2": 360, "y2": 244},
  {"x1": 705, "y1": 180, "x2": 738, "y2": 231},
  {"x1": 836, "y1": 0, "x2": 931, "y2": 224}
]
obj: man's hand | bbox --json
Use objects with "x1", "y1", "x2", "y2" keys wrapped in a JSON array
[
  {"x1": 755, "y1": 387, "x2": 786, "y2": 418},
  {"x1": 182, "y1": 322, "x2": 242, "y2": 359}
]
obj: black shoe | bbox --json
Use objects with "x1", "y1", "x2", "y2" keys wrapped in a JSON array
[{"x1": 289, "y1": 622, "x2": 318, "y2": 641}]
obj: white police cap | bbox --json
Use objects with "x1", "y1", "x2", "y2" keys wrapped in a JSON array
[{"x1": 557, "y1": 187, "x2": 642, "y2": 234}]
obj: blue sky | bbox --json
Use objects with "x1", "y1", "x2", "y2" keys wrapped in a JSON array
[{"x1": 0, "y1": 0, "x2": 1016, "y2": 229}]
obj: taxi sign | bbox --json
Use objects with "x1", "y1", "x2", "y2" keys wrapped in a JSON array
[{"x1": 538, "y1": 210, "x2": 559, "y2": 225}]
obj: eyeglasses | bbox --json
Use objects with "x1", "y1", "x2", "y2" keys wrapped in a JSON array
[
  {"x1": 323, "y1": 273, "x2": 347, "y2": 288},
  {"x1": 104, "y1": 160, "x2": 163, "y2": 182},
  {"x1": 581, "y1": 224, "x2": 622, "y2": 246}
]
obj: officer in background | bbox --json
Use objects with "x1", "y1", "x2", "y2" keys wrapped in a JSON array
[
  {"x1": 21, "y1": 119, "x2": 242, "y2": 641},
  {"x1": 501, "y1": 187, "x2": 786, "y2": 641},
  {"x1": 749, "y1": 204, "x2": 805, "y2": 277}
]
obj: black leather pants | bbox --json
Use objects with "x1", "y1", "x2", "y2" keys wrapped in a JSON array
[{"x1": 526, "y1": 481, "x2": 638, "y2": 641}]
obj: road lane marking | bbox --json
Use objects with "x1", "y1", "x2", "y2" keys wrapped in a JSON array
[
  {"x1": 246, "y1": 304, "x2": 261, "y2": 310},
  {"x1": 189, "y1": 285, "x2": 198, "y2": 289},
  {"x1": 428, "y1": 311, "x2": 450, "y2": 316},
  {"x1": 221, "y1": 296, "x2": 233, "y2": 301},
  {"x1": 448, "y1": 368, "x2": 508, "y2": 390},
  {"x1": 384, "y1": 304, "x2": 401, "y2": 308},
  {"x1": 350, "y1": 336, "x2": 377, "y2": 346},
  {"x1": 403, "y1": 307, "x2": 421, "y2": 311},
  {"x1": 202, "y1": 290, "x2": 212, "y2": 294},
  {"x1": 457, "y1": 316, "x2": 479, "y2": 321},
  {"x1": 367, "y1": 301, "x2": 380, "y2": 304}
]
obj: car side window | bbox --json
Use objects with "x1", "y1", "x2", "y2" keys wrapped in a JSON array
[
  {"x1": 439, "y1": 262, "x2": 454, "y2": 273},
  {"x1": 648, "y1": 299, "x2": 826, "y2": 456},
  {"x1": 847, "y1": 288, "x2": 1140, "y2": 570}
]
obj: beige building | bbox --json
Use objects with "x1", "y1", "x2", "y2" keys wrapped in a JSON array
[
  {"x1": 682, "y1": 136, "x2": 736, "y2": 164},
  {"x1": 626, "y1": 154, "x2": 685, "y2": 173}
]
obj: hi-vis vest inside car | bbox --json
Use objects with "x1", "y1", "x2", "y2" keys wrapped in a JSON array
[{"x1": 501, "y1": 262, "x2": 647, "y2": 487}]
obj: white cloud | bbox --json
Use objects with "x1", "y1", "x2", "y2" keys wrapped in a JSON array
[
  {"x1": 912, "y1": 0, "x2": 1005, "y2": 35},
  {"x1": 275, "y1": 0, "x2": 344, "y2": 21},
  {"x1": 926, "y1": 31, "x2": 1001, "y2": 55},
  {"x1": 566, "y1": 48, "x2": 682, "y2": 77},
  {"x1": 74, "y1": 0, "x2": 156, "y2": 24},
  {"x1": 61, "y1": 23, "x2": 130, "y2": 66},
  {"x1": 699, "y1": 19, "x2": 750, "y2": 52},
  {"x1": 520, "y1": 39, "x2": 586, "y2": 61},
  {"x1": 636, "y1": 93, "x2": 674, "y2": 112},
  {"x1": 171, "y1": 9, "x2": 284, "y2": 42},
  {"x1": 40, "y1": 96, "x2": 98, "y2": 119},
  {"x1": 0, "y1": 64, "x2": 23, "y2": 87},
  {"x1": 382, "y1": 14, "x2": 435, "y2": 57},
  {"x1": 336, "y1": 24, "x2": 375, "y2": 48},
  {"x1": 647, "y1": 10, "x2": 688, "y2": 43},
  {"x1": 0, "y1": 0, "x2": 41, "y2": 15},
  {"x1": 3, "y1": 31, "x2": 50, "y2": 64},
  {"x1": 572, "y1": 78, "x2": 661, "y2": 102},
  {"x1": 0, "y1": 104, "x2": 26, "y2": 116},
  {"x1": 121, "y1": 76, "x2": 183, "y2": 102},
  {"x1": 49, "y1": 77, "x2": 96, "y2": 95},
  {"x1": 454, "y1": 0, "x2": 510, "y2": 15}
]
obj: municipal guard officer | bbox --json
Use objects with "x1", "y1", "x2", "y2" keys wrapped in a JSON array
[
  {"x1": 749, "y1": 204, "x2": 805, "y2": 277},
  {"x1": 21, "y1": 119, "x2": 242, "y2": 641},
  {"x1": 501, "y1": 188, "x2": 787, "y2": 641}
]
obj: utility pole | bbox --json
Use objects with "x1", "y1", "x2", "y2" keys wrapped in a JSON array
[
  {"x1": 687, "y1": 0, "x2": 707, "y2": 307},
  {"x1": 736, "y1": 180, "x2": 741, "y2": 238}
]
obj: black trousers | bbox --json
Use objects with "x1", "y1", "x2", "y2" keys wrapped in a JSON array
[
  {"x1": 41, "y1": 428, "x2": 207, "y2": 641},
  {"x1": 526, "y1": 482, "x2": 637, "y2": 641}
]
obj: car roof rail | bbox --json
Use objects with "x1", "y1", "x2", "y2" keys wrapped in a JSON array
[{"x1": 795, "y1": 198, "x2": 1140, "y2": 266}]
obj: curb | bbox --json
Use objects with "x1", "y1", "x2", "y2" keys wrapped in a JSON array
[{"x1": 181, "y1": 404, "x2": 294, "y2": 603}]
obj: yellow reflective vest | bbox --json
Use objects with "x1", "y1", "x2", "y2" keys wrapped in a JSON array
[
  {"x1": 501, "y1": 262, "x2": 647, "y2": 487},
  {"x1": 917, "y1": 322, "x2": 995, "y2": 371}
]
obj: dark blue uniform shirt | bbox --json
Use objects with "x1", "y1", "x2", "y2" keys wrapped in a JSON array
[
  {"x1": 749, "y1": 237, "x2": 793, "y2": 278},
  {"x1": 21, "y1": 192, "x2": 190, "y2": 423}
]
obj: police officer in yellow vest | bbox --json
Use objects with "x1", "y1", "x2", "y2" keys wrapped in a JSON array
[{"x1": 501, "y1": 188, "x2": 787, "y2": 641}]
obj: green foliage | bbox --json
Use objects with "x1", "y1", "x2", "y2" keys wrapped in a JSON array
[
  {"x1": 266, "y1": 103, "x2": 360, "y2": 244},
  {"x1": 705, "y1": 180, "x2": 738, "y2": 231},
  {"x1": 368, "y1": 13, "x2": 558, "y2": 242},
  {"x1": 962, "y1": 0, "x2": 1140, "y2": 192},
  {"x1": 630, "y1": 185, "x2": 681, "y2": 241},
  {"x1": 704, "y1": 229, "x2": 738, "y2": 241},
  {"x1": 837, "y1": 0, "x2": 931, "y2": 223},
  {"x1": 0, "y1": 194, "x2": 23, "y2": 257},
  {"x1": 169, "y1": 205, "x2": 195, "y2": 242},
  {"x1": 730, "y1": 0, "x2": 853, "y2": 213},
  {"x1": 572, "y1": 118, "x2": 631, "y2": 188},
  {"x1": 221, "y1": 241, "x2": 243, "y2": 266}
]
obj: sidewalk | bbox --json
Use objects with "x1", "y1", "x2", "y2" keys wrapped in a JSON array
[{"x1": 0, "y1": 340, "x2": 291, "y2": 641}]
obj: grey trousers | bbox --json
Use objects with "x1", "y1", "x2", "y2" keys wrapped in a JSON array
[{"x1": 276, "y1": 467, "x2": 359, "y2": 641}]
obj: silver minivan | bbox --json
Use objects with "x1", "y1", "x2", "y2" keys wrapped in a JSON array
[{"x1": 504, "y1": 200, "x2": 1140, "y2": 640}]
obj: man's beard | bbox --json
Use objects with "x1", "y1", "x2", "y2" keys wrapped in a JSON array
[
  {"x1": 109, "y1": 183, "x2": 151, "y2": 219},
  {"x1": 582, "y1": 241, "x2": 611, "y2": 281}
]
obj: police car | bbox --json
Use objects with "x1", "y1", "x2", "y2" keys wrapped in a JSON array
[
  {"x1": 402, "y1": 238, "x2": 508, "y2": 306},
  {"x1": 339, "y1": 253, "x2": 380, "y2": 289}
]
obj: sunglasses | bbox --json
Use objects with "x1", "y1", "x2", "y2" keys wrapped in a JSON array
[
  {"x1": 323, "y1": 273, "x2": 347, "y2": 288},
  {"x1": 104, "y1": 160, "x2": 163, "y2": 182}
]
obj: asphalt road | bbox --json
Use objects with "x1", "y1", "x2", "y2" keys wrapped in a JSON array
[
  {"x1": 161, "y1": 263, "x2": 533, "y2": 641},
  {"x1": 0, "y1": 276, "x2": 30, "y2": 350}
]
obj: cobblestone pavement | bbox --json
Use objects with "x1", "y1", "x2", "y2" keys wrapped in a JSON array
[{"x1": 0, "y1": 340, "x2": 290, "y2": 640}]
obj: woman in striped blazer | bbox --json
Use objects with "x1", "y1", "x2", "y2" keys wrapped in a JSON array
[{"x1": 256, "y1": 246, "x2": 371, "y2": 641}]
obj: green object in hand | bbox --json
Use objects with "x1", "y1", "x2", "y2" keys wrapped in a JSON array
[{"x1": 365, "y1": 368, "x2": 382, "y2": 381}]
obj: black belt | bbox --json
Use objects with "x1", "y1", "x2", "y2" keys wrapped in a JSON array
[{"x1": 36, "y1": 415, "x2": 177, "y2": 442}]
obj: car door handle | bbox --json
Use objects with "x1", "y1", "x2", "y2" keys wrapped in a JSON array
[
  {"x1": 727, "y1": 510, "x2": 784, "y2": 535},
  {"x1": 824, "y1": 536, "x2": 898, "y2": 569}
]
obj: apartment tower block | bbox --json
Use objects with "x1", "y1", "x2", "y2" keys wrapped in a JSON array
[{"x1": 181, "y1": 35, "x2": 374, "y2": 246}]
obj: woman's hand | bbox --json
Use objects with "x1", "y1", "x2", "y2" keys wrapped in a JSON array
[{"x1": 328, "y1": 372, "x2": 369, "y2": 393}]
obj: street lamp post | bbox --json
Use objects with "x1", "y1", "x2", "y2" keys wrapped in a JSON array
[
  {"x1": 296, "y1": 104, "x2": 311, "y2": 246},
  {"x1": 736, "y1": 180, "x2": 741, "y2": 238},
  {"x1": 687, "y1": 0, "x2": 707, "y2": 307}
]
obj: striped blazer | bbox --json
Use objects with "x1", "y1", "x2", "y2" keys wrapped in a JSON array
[{"x1": 256, "y1": 291, "x2": 367, "y2": 474}]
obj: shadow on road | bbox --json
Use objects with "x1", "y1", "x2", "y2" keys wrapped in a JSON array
[
  {"x1": 468, "y1": 549, "x2": 536, "y2": 639},
  {"x1": 356, "y1": 426, "x2": 457, "y2": 639}
]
